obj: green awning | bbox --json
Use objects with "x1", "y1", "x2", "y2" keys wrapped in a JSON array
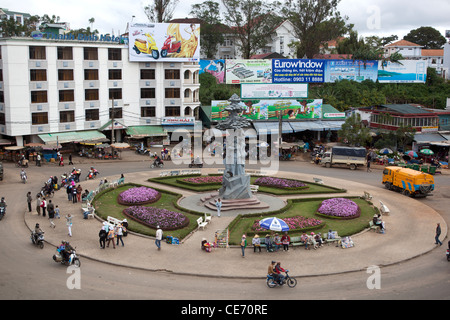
[
  {"x1": 38, "y1": 130, "x2": 108, "y2": 144},
  {"x1": 125, "y1": 126, "x2": 167, "y2": 138}
]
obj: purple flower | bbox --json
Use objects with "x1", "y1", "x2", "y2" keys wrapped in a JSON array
[
  {"x1": 123, "y1": 206, "x2": 188, "y2": 230},
  {"x1": 118, "y1": 187, "x2": 160, "y2": 204},
  {"x1": 183, "y1": 176, "x2": 223, "y2": 184},
  {"x1": 317, "y1": 198, "x2": 359, "y2": 218},
  {"x1": 254, "y1": 177, "x2": 307, "y2": 189}
]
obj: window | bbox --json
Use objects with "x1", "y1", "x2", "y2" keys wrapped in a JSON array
[
  {"x1": 32, "y1": 112, "x2": 48, "y2": 125},
  {"x1": 108, "y1": 69, "x2": 122, "y2": 80},
  {"x1": 31, "y1": 91, "x2": 48, "y2": 103},
  {"x1": 85, "y1": 89, "x2": 99, "y2": 101},
  {"x1": 30, "y1": 69, "x2": 47, "y2": 81},
  {"x1": 60, "y1": 110, "x2": 75, "y2": 123},
  {"x1": 141, "y1": 88, "x2": 155, "y2": 99},
  {"x1": 0, "y1": 91, "x2": 3, "y2": 103},
  {"x1": 57, "y1": 47, "x2": 73, "y2": 60},
  {"x1": 0, "y1": 113, "x2": 5, "y2": 125},
  {"x1": 165, "y1": 106, "x2": 180, "y2": 117},
  {"x1": 58, "y1": 69, "x2": 74, "y2": 81},
  {"x1": 59, "y1": 90, "x2": 74, "y2": 102},
  {"x1": 140, "y1": 69, "x2": 155, "y2": 79},
  {"x1": 109, "y1": 88, "x2": 122, "y2": 100},
  {"x1": 84, "y1": 69, "x2": 99, "y2": 80},
  {"x1": 29, "y1": 46, "x2": 46, "y2": 59},
  {"x1": 108, "y1": 48, "x2": 122, "y2": 60},
  {"x1": 85, "y1": 109, "x2": 100, "y2": 121},
  {"x1": 141, "y1": 107, "x2": 156, "y2": 117},
  {"x1": 165, "y1": 69, "x2": 180, "y2": 79},
  {"x1": 84, "y1": 47, "x2": 98, "y2": 60},
  {"x1": 0, "y1": 70, "x2": 2, "y2": 81},
  {"x1": 165, "y1": 88, "x2": 180, "y2": 98},
  {"x1": 109, "y1": 107, "x2": 122, "y2": 119}
]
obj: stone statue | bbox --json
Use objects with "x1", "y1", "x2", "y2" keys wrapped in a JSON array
[{"x1": 217, "y1": 94, "x2": 252, "y2": 199}]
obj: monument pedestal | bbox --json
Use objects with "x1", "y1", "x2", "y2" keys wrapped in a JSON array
[
  {"x1": 219, "y1": 174, "x2": 252, "y2": 200},
  {"x1": 201, "y1": 192, "x2": 270, "y2": 211}
]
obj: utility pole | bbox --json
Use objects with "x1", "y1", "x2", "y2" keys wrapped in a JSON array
[
  {"x1": 278, "y1": 112, "x2": 282, "y2": 147},
  {"x1": 111, "y1": 97, "x2": 115, "y2": 144}
]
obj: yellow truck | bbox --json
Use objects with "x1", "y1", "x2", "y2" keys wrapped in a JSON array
[{"x1": 382, "y1": 166, "x2": 434, "y2": 197}]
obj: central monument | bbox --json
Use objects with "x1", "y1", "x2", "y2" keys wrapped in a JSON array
[{"x1": 216, "y1": 94, "x2": 252, "y2": 200}]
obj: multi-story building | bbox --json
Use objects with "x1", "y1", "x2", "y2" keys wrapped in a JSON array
[{"x1": 0, "y1": 34, "x2": 200, "y2": 146}]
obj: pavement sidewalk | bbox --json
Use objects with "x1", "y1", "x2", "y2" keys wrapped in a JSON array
[{"x1": 24, "y1": 153, "x2": 448, "y2": 279}]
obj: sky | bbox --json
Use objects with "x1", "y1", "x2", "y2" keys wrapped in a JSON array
[{"x1": 1, "y1": 0, "x2": 449, "y2": 40}]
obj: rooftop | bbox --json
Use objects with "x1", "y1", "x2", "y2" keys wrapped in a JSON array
[{"x1": 385, "y1": 39, "x2": 422, "y2": 48}]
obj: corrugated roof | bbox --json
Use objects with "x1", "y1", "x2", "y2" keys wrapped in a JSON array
[
  {"x1": 380, "y1": 104, "x2": 433, "y2": 115},
  {"x1": 125, "y1": 126, "x2": 166, "y2": 137},
  {"x1": 38, "y1": 130, "x2": 107, "y2": 144}
]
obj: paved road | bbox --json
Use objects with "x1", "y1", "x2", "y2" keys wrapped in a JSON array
[{"x1": 0, "y1": 150, "x2": 449, "y2": 301}]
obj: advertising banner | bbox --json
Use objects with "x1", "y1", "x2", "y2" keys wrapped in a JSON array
[
  {"x1": 378, "y1": 60, "x2": 427, "y2": 83},
  {"x1": 272, "y1": 59, "x2": 325, "y2": 83},
  {"x1": 199, "y1": 60, "x2": 225, "y2": 83},
  {"x1": 324, "y1": 60, "x2": 378, "y2": 82},
  {"x1": 241, "y1": 83, "x2": 308, "y2": 99},
  {"x1": 129, "y1": 23, "x2": 200, "y2": 62},
  {"x1": 211, "y1": 99, "x2": 322, "y2": 121},
  {"x1": 225, "y1": 59, "x2": 272, "y2": 84}
]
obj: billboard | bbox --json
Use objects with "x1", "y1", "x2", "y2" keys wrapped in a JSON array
[
  {"x1": 211, "y1": 99, "x2": 322, "y2": 121},
  {"x1": 241, "y1": 83, "x2": 308, "y2": 99},
  {"x1": 199, "y1": 59, "x2": 225, "y2": 84},
  {"x1": 272, "y1": 59, "x2": 325, "y2": 83},
  {"x1": 378, "y1": 60, "x2": 427, "y2": 83},
  {"x1": 225, "y1": 59, "x2": 272, "y2": 84},
  {"x1": 129, "y1": 23, "x2": 200, "y2": 62},
  {"x1": 324, "y1": 60, "x2": 378, "y2": 82}
]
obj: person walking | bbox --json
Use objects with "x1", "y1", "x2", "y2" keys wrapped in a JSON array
[
  {"x1": 47, "y1": 200, "x2": 55, "y2": 228},
  {"x1": 68, "y1": 154, "x2": 73, "y2": 165},
  {"x1": 240, "y1": 235, "x2": 247, "y2": 258},
  {"x1": 99, "y1": 227, "x2": 107, "y2": 249},
  {"x1": 367, "y1": 154, "x2": 372, "y2": 172},
  {"x1": 54, "y1": 205, "x2": 60, "y2": 219},
  {"x1": 27, "y1": 192, "x2": 32, "y2": 212},
  {"x1": 65, "y1": 213, "x2": 72, "y2": 237},
  {"x1": 36, "y1": 153, "x2": 41, "y2": 167},
  {"x1": 40, "y1": 197, "x2": 47, "y2": 217},
  {"x1": 435, "y1": 222, "x2": 443, "y2": 246},
  {"x1": 155, "y1": 225, "x2": 163, "y2": 250},
  {"x1": 72, "y1": 186, "x2": 77, "y2": 203},
  {"x1": 215, "y1": 198, "x2": 222, "y2": 217},
  {"x1": 116, "y1": 224, "x2": 124, "y2": 247},
  {"x1": 106, "y1": 227, "x2": 115, "y2": 249},
  {"x1": 35, "y1": 194, "x2": 41, "y2": 216},
  {"x1": 76, "y1": 185, "x2": 82, "y2": 202}
]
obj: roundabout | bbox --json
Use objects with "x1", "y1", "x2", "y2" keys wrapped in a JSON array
[{"x1": 23, "y1": 167, "x2": 447, "y2": 279}]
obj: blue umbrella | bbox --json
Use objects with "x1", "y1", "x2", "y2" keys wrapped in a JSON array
[
  {"x1": 259, "y1": 217, "x2": 289, "y2": 232},
  {"x1": 380, "y1": 148, "x2": 393, "y2": 154}
]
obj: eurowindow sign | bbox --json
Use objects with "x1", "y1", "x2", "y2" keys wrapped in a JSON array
[{"x1": 31, "y1": 31, "x2": 127, "y2": 43}]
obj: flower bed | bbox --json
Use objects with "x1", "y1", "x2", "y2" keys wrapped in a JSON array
[
  {"x1": 123, "y1": 206, "x2": 189, "y2": 230},
  {"x1": 251, "y1": 216, "x2": 323, "y2": 232},
  {"x1": 317, "y1": 198, "x2": 360, "y2": 219},
  {"x1": 181, "y1": 176, "x2": 223, "y2": 185},
  {"x1": 254, "y1": 177, "x2": 307, "y2": 189},
  {"x1": 117, "y1": 186, "x2": 161, "y2": 205}
]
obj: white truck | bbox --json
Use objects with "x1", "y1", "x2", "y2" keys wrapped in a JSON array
[{"x1": 320, "y1": 146, "x2": 367, "y2": 170}]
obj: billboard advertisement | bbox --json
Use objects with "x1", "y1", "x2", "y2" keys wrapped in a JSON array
[
  {"x1": 272, "y1": 59, "x2": 325, "y2": 83},
  {"x1": 378, "y1": 60, "x2": 427, "y2": 83},
  {"x1": 225, "y1": 59, "x2": 272, "y2": 84},
  {"x1": 211, "y1": 99, "x2": 322, "y2": 121},
  {"x1": 199, "y1": 59, "x2": 225, "y2": 84},
  {"x1": 324, "y1": 60, "x2": 378, "y2": 82},
  {"x1": 129, "y1": 23, "x2": 200, "y2": 62},
  {"x1": 241, "y1": 83, "x2": 308, "y2": 99}
]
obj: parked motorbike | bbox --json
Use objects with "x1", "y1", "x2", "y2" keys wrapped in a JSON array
[
  {"x1": 135, "y1": 148, "x2": 150, "y2": 155},
  {"x1": 160, "y1": 35, "x2": 181, "y2": 58},
  {"x1": 53, "y1": 249, "x2": 81, "y2": 267},
  {"x1": 16, "y1": 160, "x2": 29, "y2": 168},
  {"x1": 189, "y1": 160, "x2": 203, "y2": 168},
  {"x1": 266, "y1": 271, "x2": 297, "y2": 288},
  {"x1": 40, "y1": 186, "x2": 54, "y2": 198},
  {"x1": 133, "y1": 33, "x2": 160, "y2": 60},
  {"x1": 151, "y1": 159, "x2": 164, "y2": 169},
  {"x1": 31, "y1": 231, "x2": 45, "y2": 249},
  {"x1": 0, "y1": 206, "x2": 5, "y2": 220}
]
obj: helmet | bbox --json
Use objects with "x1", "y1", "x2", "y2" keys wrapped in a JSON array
[{"x1": 35, "y1": 223, "x2": 39, "y2": 227}]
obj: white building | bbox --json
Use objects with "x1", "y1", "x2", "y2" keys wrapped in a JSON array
[{"x1": 0, "y1": 35, "x2": 200, "y2": 146}]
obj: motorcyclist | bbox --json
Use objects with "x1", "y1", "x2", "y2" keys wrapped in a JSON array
[
  {"x1": 63, "y1": 241, "x2": 74, "y2": 262},
  {"x1": 0, "y1": 197, "x2": 6, "y2": 213},
  {"x1": 33, "y1": 223, "x2": 44, "y2": 243},
  {"x1": 20, "y1": 169, "x2": 27, "y2": 181},
  {"x1": 274, "y1": 262, "x2": 286, "y2": 284},
  {"x1": 154, "y1": 156, "x2": 163, "y2": 166}
]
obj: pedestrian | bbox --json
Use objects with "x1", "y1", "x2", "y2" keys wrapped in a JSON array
[
  {"x1": 240, "y1": 234, "x2": 247, "y2": 258},
  {"x1": 435, "y1": 222, "x2": 442, "y2": 246},
  {"x1": 47, "y1": 200, "x2": 55, "y2": 228},
  {"x1": 367, "y1": 154, "x2": 372, "y2": 172},
  {"x1": 155, "y1": 225, "x2": 163, "y2": 250},
  {"x1": 106, "y1": 227, "x2": 115, "y2": 249},
  {"x1": 215, "y1": 198, "x2": 222, "y2": 217},
  {"x1": 72, "y1": 185, "x2": 77, "y2": 203},
  {"x1": 27, "y1": 192, "x2": 32, "y2": 212},
  {"x1": 55, "y1": 205, "x2": 60, "y2": 219},
  {"x1": 40, "y1": 197, "x2": 47, "y2": 217},
  {"x1": 99, "y1": 227, "x2": 107, "y2": 249},
  {"x1": 122, "y1": 219, "x2": 128, "y2": 237},
  {"x1": 76, "y1": 184, "x2": 82, "y2": 202},
  {"x1": 68, "y1": 154, "x2": 73, "y2": 165},
  {"x1": 65, "y1": 213, "x2": 72, "y2": 237},
  {"x1": 35, "y1": 194, "x2": 41, "y2": 216},
  {"x1": 67, "y1": 184, "x2": 73, "y2": 202},
  {"x1": 59, "y1": 154, "x2": 64, "y2": 166},
  {"x1": 36, "y1": 153, "x2": 41, "y2": 167},
  {"x1": 116, "y1": 224, "x2": 124, "y2": 247}
]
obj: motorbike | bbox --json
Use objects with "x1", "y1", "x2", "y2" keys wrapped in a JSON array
[
  {"x1": 160, "y1": 35, "x2": 181, "y2": 58},
  {"x1": 86, "y1": 170, "x2": 99, "y2": 180},
  {"x1": 150, "y1": 159, "x2": 164, "y2": 169},
  {"x1": 266, "y1": 271, "x2": 297, "y2": 288},
  {"x1": 133, "y1": 33, "x2": 160, "y2": 60},
  {"x1": 40, "y1": 186, "x2": 54, "y2": 198},
  {"x1": 16, "y1": 160, "x2": 29, "y2": 168},
  {"x1": 21, "y1": 174, "x2": 27, "y2": 184},
  {"x1": 31, "y1": 231, "x2": 45, "y2": 249},
  {"x1": 0, "y1": 206, "x2": 5, "y2": 220},
  {"x1": 53, "y1": 249, "x2": 81, "y2": 267},
  {"x1": 135, "y1": 148, "x2": 150, "y2": 155}
]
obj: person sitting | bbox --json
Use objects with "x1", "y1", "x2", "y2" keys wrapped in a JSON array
[
  {"x1": 301, "y1": 232, "x2": 309, "y2": 250},
  {"x1": 33, "y1": 223, "x2": 43, "y2": 242},
  {"x1": 267, "y1": 261, "x2": 278, "y2": 283},
  {"x1": 373, "y1": 214, "x2": 385, "y2": 233},
  {"x1": 273, "y1": 234, "x2": 281, "y2": 251},
  {"x1": 274, "y1": 262, "x2": 286, "y2": 284},
  {"x1": 314, "y1": 232, "x2": 324, "y2": 248},
  {"x1": 265, "y1": 234, "x2": 274, "y2": 252},
  {"x1": 252, "y1": 234, "x2": 261, "y2": 253}
]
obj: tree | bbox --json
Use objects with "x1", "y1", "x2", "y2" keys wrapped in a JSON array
[
  {"x1": 88, "y1": 17, "x2": 95, "y2": 30},
  {"x1": 144, "y1": 0, "x2": 179, "y2": 23},
  {"x1": 280, "y1": 0, "x2": 351, "y2": 58},
  {"x1": 403, "y1": 26, "x2": 446, "y2": 49},
  {"x1": 221, "y1": 0, "x2": 281, "y2": 59},
  {"x1": 338, "y1": 113, "x2": 372, "y2": 147},
  {"x1": 190, "y1": 1, "x2": 225, "y2": 59}
]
